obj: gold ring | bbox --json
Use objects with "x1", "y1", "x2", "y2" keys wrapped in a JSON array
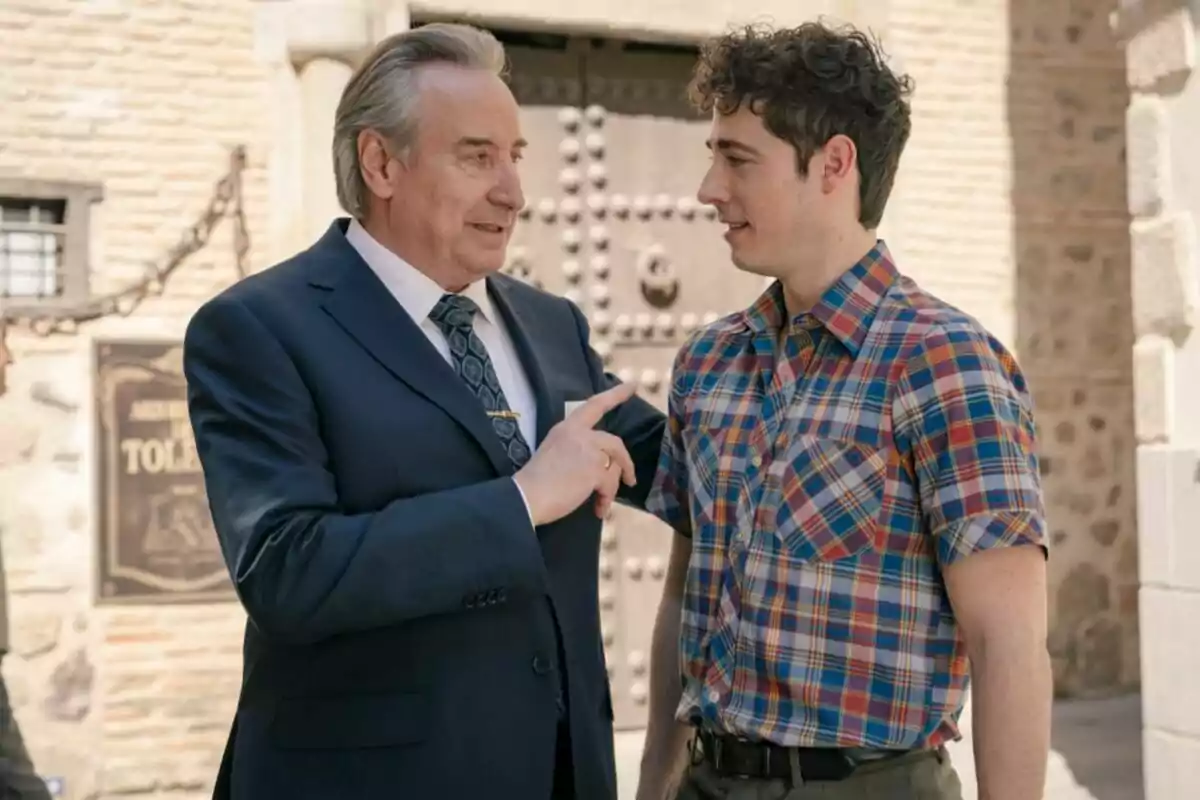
[{"x1": 604, "y1": 454, "x2": 612, "y2": 469}]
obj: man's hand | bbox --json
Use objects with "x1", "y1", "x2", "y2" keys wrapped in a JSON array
[{"x1": 514, "y1": 382, "x2": 638, "y2": 525}]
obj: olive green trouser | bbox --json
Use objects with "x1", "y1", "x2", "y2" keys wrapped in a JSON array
[{"x1": 673, "y1": 745, "x2": 963, "y2": 800}]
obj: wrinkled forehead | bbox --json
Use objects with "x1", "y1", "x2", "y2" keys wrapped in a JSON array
[{"x1": 413, "y1": 64, "x2": 525, "y2": 149}]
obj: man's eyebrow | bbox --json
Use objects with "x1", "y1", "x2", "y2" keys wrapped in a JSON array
[
  {"x1": 456, "y1": 136, "x2": 529, "y2": 149},
  {"x1": 705, "y1": 138, "x2": 760, "y2": 156}
]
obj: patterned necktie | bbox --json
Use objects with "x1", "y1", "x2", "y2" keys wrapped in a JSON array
[{"x1": 428, "y1": 293, "x2": 532, "y2": 468}]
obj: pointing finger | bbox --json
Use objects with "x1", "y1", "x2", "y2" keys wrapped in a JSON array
[{"x1": 567, "y1": 382, "x2": 635, "y2": 430}]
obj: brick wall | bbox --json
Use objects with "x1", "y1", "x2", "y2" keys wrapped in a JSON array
[
  {"x1": 883, "y1": 0, "x2": 1016, "y2": 345},
  {"x1": 0, "y1": 1, "x2": 268, "y2": 797}
]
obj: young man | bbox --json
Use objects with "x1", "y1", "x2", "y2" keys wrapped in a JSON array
[{"x1": 636, "y1": 22, "x2": 1051, "y2": 800}]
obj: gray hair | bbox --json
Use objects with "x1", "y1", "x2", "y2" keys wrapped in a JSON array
[{"x1": 332, "y1": 23, "x2": 508, "y2": 218}]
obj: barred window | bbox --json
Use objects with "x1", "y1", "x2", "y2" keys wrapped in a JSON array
[
  {"x1": 0, "y1": 179, "x2": 102, "y2": 311},
  {"x1": 0, "y1": 197, "x2": 66, "y2": 299}
]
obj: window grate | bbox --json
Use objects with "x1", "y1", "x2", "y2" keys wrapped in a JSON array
[{"x1": 0, "y1": 196, "x2": 67, "y2": 299}]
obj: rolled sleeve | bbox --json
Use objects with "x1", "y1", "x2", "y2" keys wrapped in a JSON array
[
  {"x1": 893, "y1": 326, "x2": 1047, "y2": 567},
  {"x1": 646, "y1": 363, "x2": 692, "y2": 538}
]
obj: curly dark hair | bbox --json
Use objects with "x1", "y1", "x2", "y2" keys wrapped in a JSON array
[{"x1": 689, "y1": 21, "x2": 914, "y2": 229}]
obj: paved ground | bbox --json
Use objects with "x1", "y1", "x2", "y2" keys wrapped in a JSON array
[{"x1": 613, "y1": 693, "x2": 1145, "y2": 800}]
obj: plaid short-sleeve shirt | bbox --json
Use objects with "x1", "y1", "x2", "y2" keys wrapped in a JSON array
[{"x1": 646, "y1": 241, "x2": 1046, "y2": 749}]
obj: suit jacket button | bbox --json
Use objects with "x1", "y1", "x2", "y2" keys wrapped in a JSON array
[{"x1": 531, "y1": 656, "x2": 552, "y2": 675}]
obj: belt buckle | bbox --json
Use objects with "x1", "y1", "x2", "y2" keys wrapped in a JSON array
[{"x1": 708, "y1": 734, "x2": 772, "y2": 779}]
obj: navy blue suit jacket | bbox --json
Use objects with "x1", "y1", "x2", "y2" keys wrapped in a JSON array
[{"x1": 183, "y1": 220, "x2": 666, "y2": 800}]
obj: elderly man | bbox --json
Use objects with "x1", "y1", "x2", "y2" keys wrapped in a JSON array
[
  {"x1": 637, "y1": 21, "x2": 1051, "y2": 800},
  {"x1": 184, "y1": 23, "x2": 665, "y2": 800}
]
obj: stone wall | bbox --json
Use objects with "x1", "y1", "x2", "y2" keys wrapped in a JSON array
[
  {"x1": 1006, "y1": 0, "x2": 1141, "y2": 698},
  {"x1": 885, "y1": 0, "x2": 1141, "y2": 697},
  {"x1": 0, "y1": 1, "x2": 269, "y2": 797},
  {"x1": 1119, "y1": 2, "x2": 1200, "y2": 796}
]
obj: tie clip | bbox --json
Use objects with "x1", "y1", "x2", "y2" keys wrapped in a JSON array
[{"x1": 486, "y1": 410, "x2": 521, "y2": 420}]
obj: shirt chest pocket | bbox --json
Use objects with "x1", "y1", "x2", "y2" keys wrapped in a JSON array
[{"x1": 774, "y1": 435, "x2": 889, "y2": 563}]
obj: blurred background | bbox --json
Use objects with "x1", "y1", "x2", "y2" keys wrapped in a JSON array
[{"x1": 0, "y1": 0, "x2": 1196, "y2": 798}]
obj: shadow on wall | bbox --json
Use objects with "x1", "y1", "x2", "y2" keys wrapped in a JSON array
[{"x1": 1007, "y1": 0, "x2": 1141, "y2": 701}]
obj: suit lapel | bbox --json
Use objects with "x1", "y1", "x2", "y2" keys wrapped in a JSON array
[
  {"x1": 308, "y1": 222, "x2": 514, "y2": 476},
  {"x1": 487, "y1": 276, "x2": 561, "y2": 446}
]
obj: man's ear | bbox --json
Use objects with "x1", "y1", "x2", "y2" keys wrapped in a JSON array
[
  {"x1": 818, "y1": 134, "x2": 857, "y2": 194},
  {"x1": 358, "y1": 129, "x2": 398, "y2": 201}
]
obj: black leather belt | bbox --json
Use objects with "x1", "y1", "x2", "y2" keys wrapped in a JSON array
[{"x1": 694, "y1": 729, "x2": 911, "y2": 783}]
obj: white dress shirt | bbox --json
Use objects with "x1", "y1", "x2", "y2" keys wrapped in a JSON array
[
  {"x1": 344, "y1": 220, "x2": 539, "y2": 448},
  {"x1": 344, "y1": 220, "x2": 540, "y2": 521}
]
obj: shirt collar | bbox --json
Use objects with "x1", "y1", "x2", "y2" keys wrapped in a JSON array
[
  {"x1": 738, "y1": 240, "x2": 898, "y2": 357},
  {"x1": 344, "y1": 218, "x2": 496, "y2": 325}
]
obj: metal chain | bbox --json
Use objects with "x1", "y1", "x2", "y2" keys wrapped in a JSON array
[{"x1": 0, "y1": 145, "x2": 250, "y2": 336}]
